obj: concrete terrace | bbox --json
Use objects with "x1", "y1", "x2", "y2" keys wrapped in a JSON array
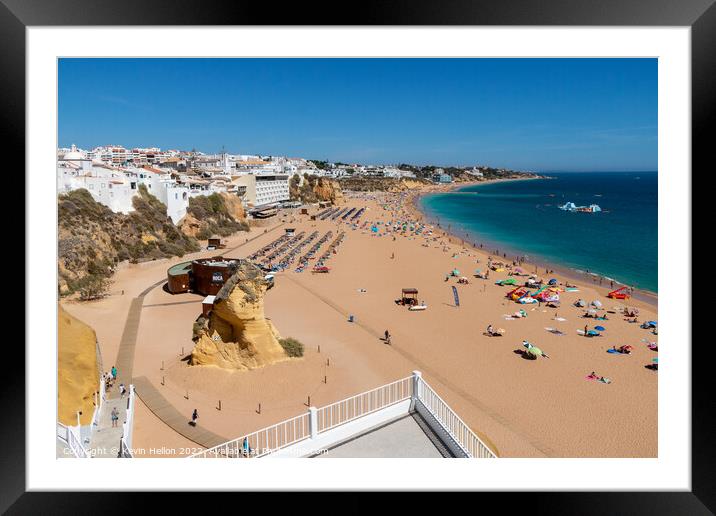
[{"x1": 315, "y1": 413, "x2": 452, "y2": 458}]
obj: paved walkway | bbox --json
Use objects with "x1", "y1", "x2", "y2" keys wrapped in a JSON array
[
  {"x1": 133, "y1": 376, "x2": 228, "y2": 450},
  {"x1": 89, "y1": 397, "x2": 126, "y2": 457}
]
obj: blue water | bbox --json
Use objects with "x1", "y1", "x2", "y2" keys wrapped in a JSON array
[{"x1": 418, "y1": 172, "x2": 657, "y2": 292}]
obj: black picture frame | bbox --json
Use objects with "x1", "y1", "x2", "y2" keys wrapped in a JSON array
[{"x1": 3, "y1": 0, "x2": 707, "y2": 512}]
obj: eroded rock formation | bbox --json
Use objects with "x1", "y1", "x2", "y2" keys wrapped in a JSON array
[{"x1": 190, "y1": 260, "x2": 288, "y2": 370}]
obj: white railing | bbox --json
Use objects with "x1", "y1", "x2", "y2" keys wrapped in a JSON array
[
  {"x1": 316, "y1": 376, "x2": 412, "y2": 433},
  {"x1": 57, "y1": 422, "x2": 88, "y2": 458},
  {"x1": 91, "y1": 373, "x2": 107, "y2": 428},
  {"x1": 193, "y1": 412, "x2": 311, "y2": 458},
  {"x1": 118, "y1": 384, "x2": 136, "y2": 457},
  {"x1": 120, "y1": 437, "x2": 133, "y2": 458},
  {"x1": 415, "y1": 375, "x2": 496, "y2": 458},
  {"x1": 190, "y1": 371, "x2": 497, "y2": 459}
]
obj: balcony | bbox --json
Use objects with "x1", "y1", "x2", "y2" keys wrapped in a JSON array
[{"x1": 190, "y1": 371, "x2": 496, "y2": 459}]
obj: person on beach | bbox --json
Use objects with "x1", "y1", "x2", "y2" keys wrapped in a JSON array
[
  {"x1": 111, "y1": 407, "x2": 119, "y2": 428},
  {"x1": 111, "y1": 365, "x2": 117, "y2": 380},
  {"x1": 119, "y1": 383, "x2": 126, "y2": 398},
  {"x1": 384, "y1": 330, "x2": 391, "y2": 345},
  {"x1": 190, "y1": 409, "x2": 199, "y2": 426},
  {"x1": 584, "y1": 325, "x2": 588, "y2": 337}
]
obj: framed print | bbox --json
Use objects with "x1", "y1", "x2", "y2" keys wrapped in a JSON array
[{"x1": 3, "y1": 0, "x2": 710, "y2": 512}]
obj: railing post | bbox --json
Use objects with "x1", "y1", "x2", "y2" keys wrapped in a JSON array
[
  {"x1": 308, "y1": 406, "x2": 318, "y2": 439},
  {"x1": 411, "y1": 370, "x2": 422, "y2": 401}
]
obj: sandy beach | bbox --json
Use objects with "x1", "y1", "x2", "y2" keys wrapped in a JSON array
[{"x1": 62, "y1": 186, "x2": 658, "y2": 458}]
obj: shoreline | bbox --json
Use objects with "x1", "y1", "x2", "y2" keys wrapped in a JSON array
[{"x1": 407, "y1": 178, "x2": 658, "y2": 309}]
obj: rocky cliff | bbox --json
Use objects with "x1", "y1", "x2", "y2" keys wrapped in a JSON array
[
  {"x1": 289, "y1": 174, "x2": 344, "y2": 204},
  {"x1": 180, "y1": 192, "x2": 249, "y2": 240},
  {"x1": 58, "y1": 305, "x2": 99, "y2": 425},
  {"x1": 338, "y1": 177, "x2": 431, "y2": 192},
  {"x1": 58, "y1": 185, "x2": 200, "y2": 296},
  {"x1": 190, "y1": 260, "x2": 289, "y2": 370}
]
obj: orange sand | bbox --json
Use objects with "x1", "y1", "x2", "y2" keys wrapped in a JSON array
[{"x1": 66, "y1": 193, "x2": 657, "y2": 457}]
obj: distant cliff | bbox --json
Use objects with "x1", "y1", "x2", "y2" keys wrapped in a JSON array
[
  {"x1": 338, "y1": 177, "x2": 432, "y2": 192},
  {"x1": 289, "y1": 174, "x2": 344, "y2": 204},
  {"x1": 58, "y1": 185, "x2": 200, "y2": 296},
  {"x1": 190, "y1": 260, "x2": 290, "y2": 370}
]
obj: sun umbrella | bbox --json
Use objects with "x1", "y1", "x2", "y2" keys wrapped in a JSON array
[
  {"x1": 594, "y1": 325, "x2": 606, "y2": 331},
  {"x1": 591, "y1": 300, "x2": 603, "y2": 308},
  {"x1": 452, "y1": 269, "x2": 460, "y2": 275},
  {"x1": 548, "y1": 278, "x2": 558, "y2": 285},
  {"x1": 647, "y1": 321, "x2": 657, "y2": 326},
  {"x1": 587, "y1": 330, "x2": 600, "y2": 336},
  {"x1": 652, "y1": 357, "x2": 658, "y2": 363}
]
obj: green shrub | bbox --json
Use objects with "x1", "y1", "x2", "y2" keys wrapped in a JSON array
[{"x1": 279, "y1": 337, "x2": 304, "y2": 357}]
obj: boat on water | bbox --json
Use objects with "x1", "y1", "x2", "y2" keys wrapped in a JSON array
[{"x1": 559, "y1": 201, "x2": 602, "y2": 213}]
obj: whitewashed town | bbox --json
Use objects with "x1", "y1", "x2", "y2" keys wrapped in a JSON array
[{"x1": 57, "y1": 144, "x2": 503, "y2": 222}]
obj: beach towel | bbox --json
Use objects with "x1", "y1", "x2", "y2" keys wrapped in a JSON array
[{"x1": 607, "y1": 349, "x2": 624, "y2": 354}]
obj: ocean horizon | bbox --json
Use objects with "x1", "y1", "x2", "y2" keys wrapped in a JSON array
[{"x1": 418, "y1": 171, "x2": 658, "y2": 293}]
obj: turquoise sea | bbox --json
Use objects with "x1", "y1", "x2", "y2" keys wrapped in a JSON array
[{"x1": 418, "y1": 172, "x2": 658, "y2": 293}]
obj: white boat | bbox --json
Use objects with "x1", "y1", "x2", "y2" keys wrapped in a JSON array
[{"x1": 559, "y1": 201, "x2": 601, "y2": 213}]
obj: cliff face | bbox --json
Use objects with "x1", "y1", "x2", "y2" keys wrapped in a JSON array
[
  {"x1": 290, "y1": 175, "x2": 344, "y2": 204},
  {"x1": 313, "y1": 178, "x2": 344, "y2": 203},
  {"x1": 190, "y1": 260, "x2": 289, "y2": 370},
  {"x1": 58, "y1": 305, "x2": 99, "y2": 425},
  {"x1": 58, "y1": 186, "x2": 200, "y2": 296},
  {"x1": 338, "y1": 177, "x2": 431, "y2": 192},
  {"x1": 180, "y1": 192, "x2": 248, "y2": 240}
]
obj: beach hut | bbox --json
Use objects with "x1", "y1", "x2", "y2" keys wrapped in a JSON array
[
  {"x1": 207, "y1": 235, "x2": 226, "y2": 249},
  {"x1": 201, "y1": 295, "x2": 216, "y2": 317},
  {"x1": 400, "y1": 288, "x2": 419, "y2": 306}
]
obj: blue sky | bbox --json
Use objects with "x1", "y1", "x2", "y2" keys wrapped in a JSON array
[{"x1": 58, "y1": 58, "x2": 657, "y2": 172}]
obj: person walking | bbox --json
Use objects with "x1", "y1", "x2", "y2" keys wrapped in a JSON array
[
  {"x1": 111, "y1": 365, "x2": 117, "y2": 380},
  {"x1": 111, "y1": 407, "x2": 119, "y2": 428},
  {"x1": 584, "y1": 324, "x2": 588, "y2": 337},
  {"x1": 119, "y1": 383, "x2": 126, "y2": 399},
  {"x1": 384, "y1": 330, "x2": 391, "y2": 345},
  {"x1": 191, "y1": 409, "x2": 199, "y2": 426}
]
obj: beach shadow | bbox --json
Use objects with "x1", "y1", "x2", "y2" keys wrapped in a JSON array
[
  {"x1": 513, "y1": 349, "x2": 534, "y2": 360},
  {"x1": 645, "y1": 364, "x2": 658, "y2": 371},
  {"x1": 188, "y1": 421, "x2": 197, "y2": 427}
]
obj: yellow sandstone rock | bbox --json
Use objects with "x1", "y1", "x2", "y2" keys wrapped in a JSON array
[
  {"x1": 58, "y1": 305, "x2": 99, "y2": 425},
  {"x1": 190, "y1": 260, "x2": 289, "y2": 370}
]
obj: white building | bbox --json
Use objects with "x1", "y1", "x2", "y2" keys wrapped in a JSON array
[{"x1": 232, "y1": 172, "x2": 290, "y2": 208}]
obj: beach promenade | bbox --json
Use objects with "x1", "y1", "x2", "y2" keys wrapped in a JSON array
[{"x1": 63, "y1": 192, "x2": 658, "y2": 458}]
